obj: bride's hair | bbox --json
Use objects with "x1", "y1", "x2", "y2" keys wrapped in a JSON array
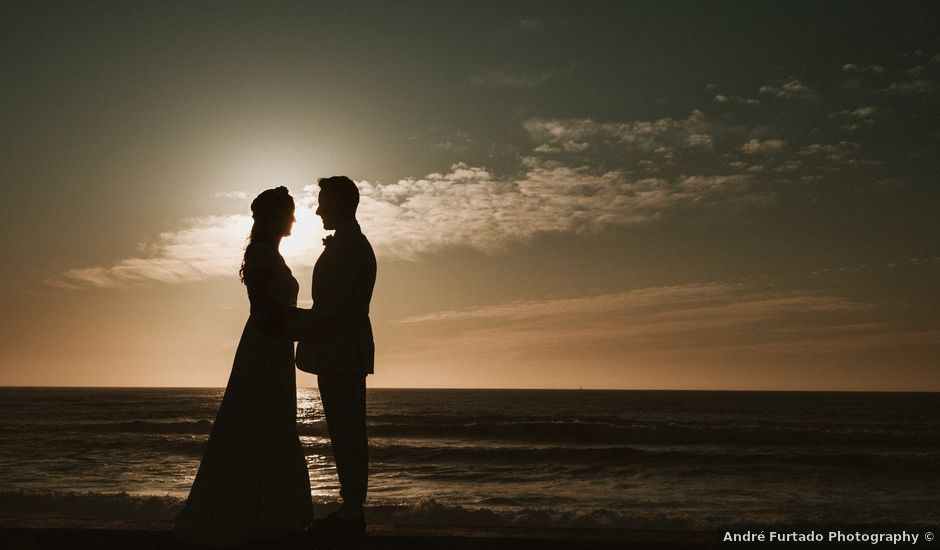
[{"x1": 239, "y1": 186, "x2": 295, "y2": 284}]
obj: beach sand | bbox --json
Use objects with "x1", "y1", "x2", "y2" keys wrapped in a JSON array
[{"x1": 0, "y1": 520, "x2": 716, "y2": 549}]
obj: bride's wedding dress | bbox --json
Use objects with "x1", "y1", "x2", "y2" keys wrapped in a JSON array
[{"x1": 175, "y1": 242, "x2": 312, "y2": 546}]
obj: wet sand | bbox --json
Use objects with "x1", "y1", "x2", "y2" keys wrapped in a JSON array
[{"x1": 0, "y1": 523, "x2": 717, "y2": 549}]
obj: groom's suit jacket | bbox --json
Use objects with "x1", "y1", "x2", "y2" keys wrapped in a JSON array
[{"x1": 295, "y1": 220, "x2": 376, "y2": 375}]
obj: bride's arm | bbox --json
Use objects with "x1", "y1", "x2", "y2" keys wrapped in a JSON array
[{"x1": 243, "y1": 244, "x2": 296, "y2": 337}]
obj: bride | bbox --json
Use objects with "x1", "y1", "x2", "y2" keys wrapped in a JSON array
[{"x1": 175, "y1": 186, "x2": 313, "y2": 546}]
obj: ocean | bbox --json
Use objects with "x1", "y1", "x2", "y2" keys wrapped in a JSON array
[{"x1": 0, "y1": 388, "x2": 937, "y2": 530}]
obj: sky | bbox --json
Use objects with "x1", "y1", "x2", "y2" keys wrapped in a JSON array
[{"x1": 2, "y1": 2, "x2": 939, "y2": 390}]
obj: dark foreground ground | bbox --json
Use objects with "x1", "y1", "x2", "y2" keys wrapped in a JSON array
[{"x1": 0, "y1": 525, "x2": 717, "y2": 549}]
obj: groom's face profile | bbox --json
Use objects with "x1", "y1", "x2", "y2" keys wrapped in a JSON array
[{"x1": 316, "y1": 190, "x2": 342, "y2": 230}]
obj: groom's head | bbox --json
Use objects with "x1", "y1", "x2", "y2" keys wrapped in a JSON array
[{"x1": 316, "y1": 176, "x2": 359, "y2": 230}]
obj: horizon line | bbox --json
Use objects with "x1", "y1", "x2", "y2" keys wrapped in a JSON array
[{"x1": 1, "y1": 384, "x2": 937, "y2": 393}]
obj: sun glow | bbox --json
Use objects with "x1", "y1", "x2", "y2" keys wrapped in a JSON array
[{"x1": 280, "y1": 201, "x2": 326, "y2": 264}]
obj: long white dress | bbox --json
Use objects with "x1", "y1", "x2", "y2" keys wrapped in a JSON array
[{"x1": 175, "y1": 243, "x2": 313, "y2": 546}]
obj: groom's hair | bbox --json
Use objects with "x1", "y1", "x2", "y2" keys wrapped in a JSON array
[{"x1": 318, "y1": 176, "x2": 359, "y2": 212}]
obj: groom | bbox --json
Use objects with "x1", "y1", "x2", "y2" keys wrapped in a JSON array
[{"x1": 289, "y1": 175, "x2": 376, "y2": 536}]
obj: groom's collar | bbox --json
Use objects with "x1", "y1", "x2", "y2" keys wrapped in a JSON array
[{"x1": 333, "y1": 219, "x2": 362, "y2": 240}]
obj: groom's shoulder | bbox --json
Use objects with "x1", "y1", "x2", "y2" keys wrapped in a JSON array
[
  {"x1": 345, "y1": 226, "x2": 375, "y2": 268},
  {"x1": 359, "y1": 230, "x2": 373, "y2": 249},
  {"x1": 357, "y1": 227, "x2": 374, "y2": 252},
  {"x1": 348, "y1": 231, "x2": 375, "y2": 263}
]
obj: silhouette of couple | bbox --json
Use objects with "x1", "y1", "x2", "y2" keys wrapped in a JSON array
[{"x1": 175, "y1": 177, "x2": 376, "y2": 546}]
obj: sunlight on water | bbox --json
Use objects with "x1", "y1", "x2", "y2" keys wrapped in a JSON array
[{"x1": 297, "y1": 387, "x2": 323, "y2": 420}]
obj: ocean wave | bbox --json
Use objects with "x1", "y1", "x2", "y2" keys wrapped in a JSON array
[
  {"x1": 6, "y1": 434, "x2": 937, "y2": 474},
  {"x1": 15, "y1": 415, "x2": 937, "y2": 450},
  {"x1": 0, "y1": 490, "x2": 717, "y2": 530},
  {"x1": 0, "y1": 490, "x2": 182, "y2": 521},
  {"x1": 41, "y1": 432, "x2": 937, "y2": 473},
  {"x1": 0, "y1": 490, "x2": 663, "y2": 529},
  {"x1": 71, "y1": 420, "x2": 215, "y2": 435},
  {"x1": 364, "y1": 420, "x2": 939, "y2": 448},
  {"x1": 360, "y1": 444, "x2": 940, "y2": 472},
  {"x1": 363, "y1": 498, "x2": 704, "y2": 530},
  {"x1": 2, "y1": 491, "x2": 934, "y2": 531}
]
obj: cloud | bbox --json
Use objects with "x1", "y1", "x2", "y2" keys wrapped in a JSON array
[
  {"x1": 533, "y1": 141, "x2": 589, "y2": 154},
  {"x1": 60, "y1": 215, "x2": 253, "y2": 287},
  {"x1": 712, "y1": 94, "x2": 760, "y2": 106},
  {"x1": 759, "y1": 79, "x2": 816, "y2": 99},
  {"x1": 741, "y1": 138, "x2": 787, "y2": 155},
  {"x1": 425, "y1": 129, "x2": 474, "y2": 153},
  {"x1": 49, "y1": 85, "x2": 926, "y2": 289},
  {"x1": 849, "y1": 105, "x2": 879, "y2": 124},
  {"x1": 399, "y1": 283, "x2": 862, "y2": 325},
  {"x1": 883, "y1": 79, "x2": 935, "y2": 95},
  {"x1": 829, "y1": 106, "x2": 885, "y2": 131},
  {"x1": 470, "y1": 69, "x2": 559, "y2": 89},
  {"x1": 214, "y1": 191, "x2": 249, "y2": 199},
  {"x1": 685, "y1": 133, "x2": 714, "y2": 149},
  {"x1": 356, "y1": 161, "x2": 759, "y2": 258},
  {"x1": 523, "y1": 110, "x2": 712, "y2": 154},
  {"x1": 797, "y1": 141, "x2": 861, "y2": 163},
  {"x1": 54, "y1": 111, "x2": 787, "y2": 288},
  {"x1": 395, "y1": 282, "x2": 935, "y2": 358},
  {"x1": 841, "y1": 63, "x2": 884, "y2": 75},
  {"x1": 55, "y1": 160, "x2": 766, "y2": 288}
]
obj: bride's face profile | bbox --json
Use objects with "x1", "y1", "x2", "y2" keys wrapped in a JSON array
[
  {"x1": 277, "y1": 209, "x2": 296, "y2": 237},
  {"x1": 249, "y1": 187, "x2": 296, "y2": 243}
]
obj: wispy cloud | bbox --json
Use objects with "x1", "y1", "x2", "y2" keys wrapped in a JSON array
[
  {"x1": 883, "y1": 79, "x2": 935, "y2": 95},
  {"x1": 59, "y1": 215, "x2": 251, "y2": 287},
  {"x1": 53, "y1": 160, "x2": 762, "y2": 287},
  {"x1": 470, "y1": 69, "x2": 559, "y2": 89},
  {"x1": 213, "y1": 191, "x2": 249, "y2": 199},
  {"x1": 759, "y1": 79, "x2": 816, "y2": 100},
  {"x1": 395, "y1": 283, "x2": 935, "y2": 358},
  {"x1": 841, "y1": 63, "x2": 884, "y2": 75},
  {"x1": 400, "y1": 284, "x2": 862, "y2": 325},
  {"x1": 712, "y1": 94, "x2": 760, "y2": 106},
  {"x1": 426, "y1": 130, "x2": 474, "y2": 153},
  {"x1": 848, "y1": 105, "x2": 879, "y2": 124},
  {"x1": 797, "y1": 141, "x2": 862, "y2": 164},
  {"x1": 56, "y1": 109, "x2": 787, "y2": 288},
  {"x1": 523, "y1": 110, "x2": 714, "y2": 155},
  {"x1": 741, "y1": 138, "x2": 786, "y2": 155},
  {"x1": 53, "y1": 91, "x2": 913, "y2": 288},
  {"x1": 354, "y1": 159, "x2": 760, "y2": 258}
]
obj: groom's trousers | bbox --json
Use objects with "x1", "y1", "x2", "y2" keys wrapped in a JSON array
[{"x1": 318, "y1": 373, "x2": 368, "y2": 515}]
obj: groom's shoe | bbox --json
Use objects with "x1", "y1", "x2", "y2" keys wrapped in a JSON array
[{"x1": 311, "y1": 511, "x2": 366, "y2": 537}]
